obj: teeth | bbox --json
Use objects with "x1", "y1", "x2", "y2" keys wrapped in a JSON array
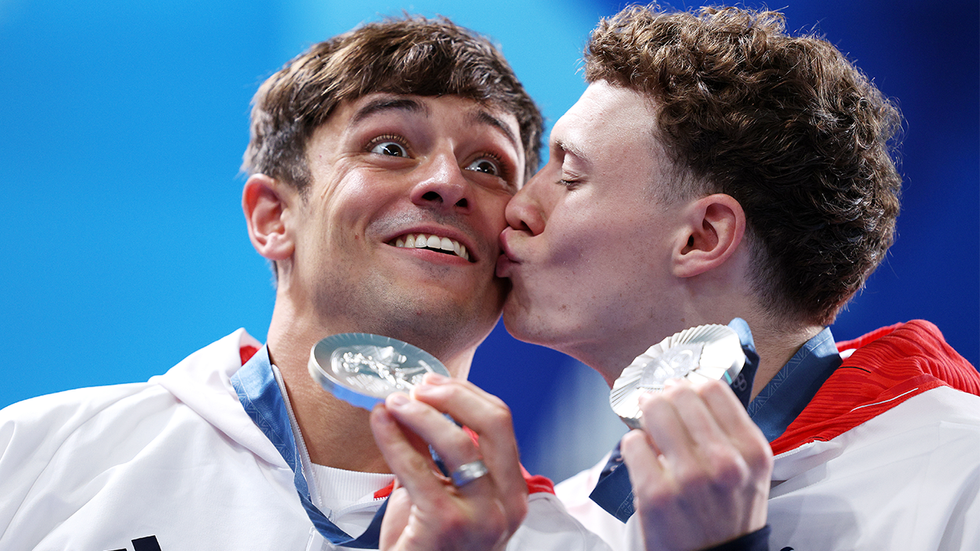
[{"x1": 392, "y1": 233, "x2": 470, "y2": 261}]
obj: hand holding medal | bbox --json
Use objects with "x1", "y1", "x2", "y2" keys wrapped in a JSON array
[
  {"x1": 309, "y1": 334, "x2": 527, "y2": 551},
  {"x1": 611, "y1": 323, "x2": 774, "y2": 551}
]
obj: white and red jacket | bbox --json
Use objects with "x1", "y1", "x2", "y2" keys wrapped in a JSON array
[
  {"x1": 0, "y1": 330, "x2": 609, "y2": 551},
  {"x1": 557, "y1": 320, "x2": 980, "y2": 550}
]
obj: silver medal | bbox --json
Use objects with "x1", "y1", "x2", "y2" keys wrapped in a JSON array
[
  {"x1": 610, "y1": 324, "x2": 745, "y2": 429},
  {"x1": 308, "y1": 333, "x2": 450, "y2": 410}
]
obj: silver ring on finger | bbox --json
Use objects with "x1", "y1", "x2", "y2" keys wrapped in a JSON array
[{"x1": 450, "y1": 460, "x2": 489, "y2": 488}]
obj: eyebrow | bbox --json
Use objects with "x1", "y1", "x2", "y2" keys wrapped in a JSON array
[
  {"x1": 553, "y1": 137, "x2": 591, "y2": 169},
  {"x1": 347, "y1": 96, "x2": 520, "y2": 160},
  {"x1": 348, "y1": 97, "x2": 430, "y2": 128},
  {"x1": 470, "y1": 110, "x2": 520, "y2": 154}
]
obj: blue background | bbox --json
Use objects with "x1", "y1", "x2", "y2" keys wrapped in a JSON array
[{"x1": 2, "y1": 0, "x2": 977, "y2": 481}]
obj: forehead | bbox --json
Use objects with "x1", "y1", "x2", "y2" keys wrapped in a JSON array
[
  {"x1": 336, "y1": 93, "x2": 522, "y2": 150},
  {"x1": 552, "y1": 81, "x2": 656, "y2": 146},
  {"x1": 550, "y1": 82, "x2": 667, "y2": 185}
]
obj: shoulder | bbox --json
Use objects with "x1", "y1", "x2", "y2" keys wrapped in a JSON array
[
  {"x1": 0, "y1": 330, "x2": 253, "y2": 491},
  {"x1": 0, "y1": 331, "x2": 289, "y2": 548},
  {"x1": 769, "y1": 385, "x2": 980, "y2": 549},
  {"x1": 0, "y1": 380, "x2": 168, "y2": 453},
  {"x1": 772, "y1": 320, "x2": 979, "y2": 455},
  {"x1": 0, "y1": 378, "x2": 175, "y2": 542},
  {"x1": 0, "y1": 329, "x2": 254, "y2": 449}
]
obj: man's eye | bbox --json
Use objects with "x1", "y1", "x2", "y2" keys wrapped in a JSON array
[
  {"x1": 369, "y1": 140, "x2": 409, "y2": 157},
  {"x1": 465, "y1": 157, "x2": 500, "y2": 176}
]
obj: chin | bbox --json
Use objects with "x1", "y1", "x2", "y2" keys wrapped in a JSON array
[
  {"x1": 501, "y1": 302, "x2": 555, "y2": 347},
  {"x1": 388, "y1": 300, "x2": 500, "y2": 354}
]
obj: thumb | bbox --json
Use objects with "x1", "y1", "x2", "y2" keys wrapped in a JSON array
[{"x1": 379, "y1": 485, "x2": 412, "y2": 549}]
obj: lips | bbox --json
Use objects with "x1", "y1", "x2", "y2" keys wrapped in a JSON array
[
  {"x1": 388, "y1": 232, "x2": 471, "y2": 261},
  {"x1": 496, "y1": 227, "x2": 521, "y2": 277}
]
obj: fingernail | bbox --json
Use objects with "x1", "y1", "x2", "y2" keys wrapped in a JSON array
[
  {"x1": 387, "y1": 392, "x2": 410, "y2": 408},
  {"x1": 424, "y1": 372, "x2": 449, "y2": 384},
  {"x1": 372, "y1": 406, "x2": 393, "y2": 425}
]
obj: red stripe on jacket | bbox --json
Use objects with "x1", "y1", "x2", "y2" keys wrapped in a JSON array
[{"x1": 770, "y1": 320, "x2": 979, "y2": 455}]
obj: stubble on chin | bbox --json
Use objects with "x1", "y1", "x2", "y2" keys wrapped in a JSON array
[{"x1": 317, "y1": 280, "x2": 505, "y2": 363}]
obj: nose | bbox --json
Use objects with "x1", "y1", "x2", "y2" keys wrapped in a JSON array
[
  {"x1": 411, "y1": 152, "x2": 471, "y2": 214},
  {"x1": 504, "y1": 170, "x2": 547, "y2": 235}
]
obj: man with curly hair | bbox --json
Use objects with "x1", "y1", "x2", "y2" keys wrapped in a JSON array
[{"x1": 496, "y1": 4, "x2": 980, "y2": 550}]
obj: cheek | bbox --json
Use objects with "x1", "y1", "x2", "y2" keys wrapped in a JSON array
[
  {"x1": 547, "y1": 213, "x2": 649, "y2": 287},
  {"x1": 481, "y1": 191, "x2": 513, "y2": 232},
  {"x1": 542, "y1": 210, "x2": 599, "y2": 264},
  {"x1": 330, "y1": 176, "x2": 397, "y2": 229}
]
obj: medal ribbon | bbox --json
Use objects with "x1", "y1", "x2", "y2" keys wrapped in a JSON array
[
  {"x1": 231, "y1": 345, "x2": 387, "y2": 548},
  {"x1": 589, "y1": 318, "x2": 760, "y2": 522}
]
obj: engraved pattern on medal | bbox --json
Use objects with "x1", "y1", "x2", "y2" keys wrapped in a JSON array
[
  {"x1": 638, "y1": 342, "x2": 704, "y2": 389},
  {"x1": 610, "y1": 324, "x2": 745, "y2": 429},
  {"x1": 332, "y1": 345, "x2": 432, "y2": 394}
]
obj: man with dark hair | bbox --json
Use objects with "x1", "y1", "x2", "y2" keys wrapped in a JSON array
[
  {"x1": 0, "y1": 16, "x2": 608, "y2": 551},
  {"x1": 495, "y1": 4, "x2": 980, "y2": 550}
]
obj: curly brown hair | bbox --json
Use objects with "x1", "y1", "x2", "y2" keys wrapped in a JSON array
[
  {"x1": 242, "y1": 15, "x2": 543, "y2": 192},
  {"x1": 586, "y1": 4, "x2": 903, "y2": 326}
]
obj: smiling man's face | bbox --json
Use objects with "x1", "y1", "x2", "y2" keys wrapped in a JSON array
[{"x1": 289, "y1": 92, "x2": 524, "y2": 358}]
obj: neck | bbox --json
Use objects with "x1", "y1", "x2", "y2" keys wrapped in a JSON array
[
  {"x1": 578, "y1": 312, "x2": 822, "y2": 396},
  {"x1": 576, "y1": 253, "x2": 825, "y2": 393},
  {"x1": 746, "y1": 319, "x2": 824, "y2": 399},
  {"x1": 263, "y1": 298, "x2": 478, "y2": 472},
  {"x1": 571, "y1": 338, "x2": 655, "y2": 389},
  {"x1": 268, "y1": 331, "x2": 391, "y2": 473}
]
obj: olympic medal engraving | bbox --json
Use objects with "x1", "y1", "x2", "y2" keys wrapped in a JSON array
[
  {"x1": 309, "y1": 333, "x2": 450, "y2": 411},
  {"x1": 610, "y1": 324, "x2": 745, "y2": 429}
]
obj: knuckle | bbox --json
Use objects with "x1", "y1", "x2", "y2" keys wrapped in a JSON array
[
  {"x1": 453, "y1": 505, "x2": 507, "y2": 546},
  {"x1": 619, "y1": 430, "x2": 643, "y2": 454},
  {"x1": 637, "y1": 393, "x2": 668, "y2": 418},
  {"x1": 706, "y1": 446, "x2": 750, "y2": 484},
  {"x1": 511, "y1": 497, "x2": 529, "y2": 528},
  {"x1": 485, "y1": 506, "x2": 508, "y2": 536},
  {"x1": 485, "y1": 393, "x2": 510, "y2": 410},
  {"x1": 484, "y1": 402, "x2": 513, "y2": 427},
  {"x1": 664, "y1": 382, "x2": 695, "y2": 401},
  {"x1": 699, "y1": 378, "x2": 729, "y2": 397},
  {"x1": 620, "y1": 433, "x2": 653, "y2": 474},
  {"x1": 441, "y1": 511, "x2": 471, "y2": 538},
  {"x1": 738, "y1": 430, "x2": 775, "y2": 470},
  {"x1": 447, "y1": 427, "x2": 476, "y2": 451},
  {"x1": 634, "y1": 481, "x2": 678, "y2": 510},
  {"x1": 747, "y1": 441, "x2": 775, "y2": 473},
  {"x1": 673, "y1": 463, "x2": 711, "y2": 492}
]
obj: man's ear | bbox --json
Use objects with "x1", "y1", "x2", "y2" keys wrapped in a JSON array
[
  {"x1": 672, "y1": 193, "x2": 745, "y2": 278},
  {"x1": 242, "y1": 173, "x2": 295, "y2": 262}
]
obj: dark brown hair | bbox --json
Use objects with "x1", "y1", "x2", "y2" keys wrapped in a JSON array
[
  {"x1": 242, "y1": 15, "x2": 543, "y2": 191},
  {"x1": 586, "y1": 4, "x2": 903, "y2": 325}
]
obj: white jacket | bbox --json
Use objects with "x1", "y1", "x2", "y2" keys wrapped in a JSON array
[
  {"x1": 555, "y1": 321, "x2": 980, "y2": 550},
  {"x1": 0, "y1": 330, "x2": 609, "y2": 551},
  {"x1": 557, "y1": 385, "x2": 980, "y2": 550}
]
